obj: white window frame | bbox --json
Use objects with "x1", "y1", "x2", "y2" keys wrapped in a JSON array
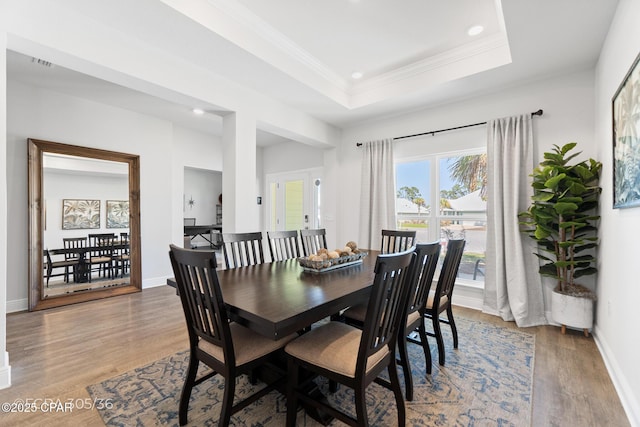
[{"x1": 395, "y1": 147, "x2": 486, "y2": 288}]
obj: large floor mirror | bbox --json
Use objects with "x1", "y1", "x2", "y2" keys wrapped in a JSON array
[{"x1": 28, "y1": 138, "x2": 141, "y2": 311}]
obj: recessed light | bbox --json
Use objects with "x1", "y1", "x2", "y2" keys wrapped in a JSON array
[
  {"x1": 467, "y1": 25, "x2": 484, "y2": 36},
  {"x1": 351, "y1": 71, "x2": 363, "y2": 80},
  {"x1": 192, "y1": 108, "x2": 205, "y2": 115}
]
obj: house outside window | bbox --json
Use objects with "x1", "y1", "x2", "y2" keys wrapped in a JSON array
[{"x1": 395, "y1": 149, "x2": 486, "y2": 286}]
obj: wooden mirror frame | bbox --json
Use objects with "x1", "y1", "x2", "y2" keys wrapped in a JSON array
[{"x1": 27, "y1": 138, "x2": 141, "y2": 311}]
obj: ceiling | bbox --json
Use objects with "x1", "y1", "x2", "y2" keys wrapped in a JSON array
[{"x1": 6, "y1": 0, "x2": 619, "y2": 145}]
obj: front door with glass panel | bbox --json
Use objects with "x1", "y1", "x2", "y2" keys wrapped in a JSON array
[{"x1": 267, "y1": 169, "x2": 321, "y2": 231}]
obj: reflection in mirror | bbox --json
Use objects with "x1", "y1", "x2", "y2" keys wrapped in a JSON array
[
  {"x1": 42, "y1": 153, "x2": 130, "y2": 298},
  {"x1": 28, "y1": 139, "x2": 141, "y2": 311}
]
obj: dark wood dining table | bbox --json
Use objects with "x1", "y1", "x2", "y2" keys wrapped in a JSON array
[
  {"x1": 167, "y1": 250, "x2": 379, "y2": 340},
  {"x1": 50, "y1": 242, "x2": 130, "y2": 283}
]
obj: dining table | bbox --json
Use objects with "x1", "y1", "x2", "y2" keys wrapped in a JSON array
[
  {"x1": 167, "y1": 250, "x2": 380, "y2": 340},
  {"x1": 50, "y1": 242, "x2": 130, "y2": 283},
  {"x1": 167, "y1": 249, "x2": 380, "y2": 425}
]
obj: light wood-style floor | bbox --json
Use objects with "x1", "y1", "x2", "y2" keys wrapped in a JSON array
[{"x1": 0, "y1": 286, "x2": 630, "y2": 426}]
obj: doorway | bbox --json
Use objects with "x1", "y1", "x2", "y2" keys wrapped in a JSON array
[{"x1": 266, "y1": 168, "x2": 322, "y2": 232}]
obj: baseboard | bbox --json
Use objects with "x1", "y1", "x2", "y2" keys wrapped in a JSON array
[
  {"x1": 142, "y1": 276, "x2": 173, "y2": 289},
  {"x1": 6, "y1": 298, "x2": 27, "y2": 314},
  {"x1": 0, "y1": 352, "x2": 11, "y2": 389},
  {"x1": 594, "y1": 324, "x2": 640, "y2": 427},
  {"x1": 452, "y1": 283, "x2": 484, "y2": 311}
]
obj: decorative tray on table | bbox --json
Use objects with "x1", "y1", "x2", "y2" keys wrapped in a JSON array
[{"x1": 298, "y1": 244, "x2": 368, "y2": 273}]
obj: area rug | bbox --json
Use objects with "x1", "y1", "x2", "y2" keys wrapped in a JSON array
[{"x1": 88, "y1": 317, "x2": 534, "y2": 426}]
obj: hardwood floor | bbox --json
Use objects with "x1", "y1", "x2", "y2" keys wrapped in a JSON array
[{"x1": 0, "y1": 286, "x2": 630, "y2": 426}]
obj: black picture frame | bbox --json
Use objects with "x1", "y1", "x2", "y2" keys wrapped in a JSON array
[{"x1": 612, "y1": 50, "x2": 640, "y2": 209}]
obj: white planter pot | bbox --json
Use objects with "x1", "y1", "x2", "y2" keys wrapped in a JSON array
[{"x1": 551, "y1": 290, "x2": 594, "y2": 334}]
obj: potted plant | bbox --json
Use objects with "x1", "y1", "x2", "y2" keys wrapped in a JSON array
[{"x1": 519, "y1": 142, "x2": 602, "y2": 336}]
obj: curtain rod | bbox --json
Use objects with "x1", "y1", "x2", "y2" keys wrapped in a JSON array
[{"x1": 356, "y1": 109, "x2": 543, "y2": 147}]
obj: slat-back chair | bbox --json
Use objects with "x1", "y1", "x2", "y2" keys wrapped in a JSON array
[
  {"x1": 343, "y1": 242, "x2": 440, "y2": 400},
  {"x1": 43, "y1": 249, "x2": 78, "y2": 287},
  {"x1": 221, "y1": 232, "x2": 265, "y2": 269},
  {"x1": 267, "y1": 230, "x2": 301, "y2": 262},
  {"x1": 88, "y1": 233, "x2": 116, "y2": 282},
  {"x1": 285, "y1": 249, "x2": 416, "y2": 427},
  {"x1": 425, "y1": 239, "x2": 466, "y2": 367},
  {"x1": 299, "y1": 228, "x2": 327, "y2": 256},
  {"x1": 169, "y1": 245, "x2": 295, "y2": 426},
  {"x1": 62, "y1": 237, "x2": 86, "y2": 282},
  {"x1": 113, "y1": 232, "x2": 130, "y2": 278},
  {"x1": 381, "y1": 229, "x2": 417, "y2": 254}
]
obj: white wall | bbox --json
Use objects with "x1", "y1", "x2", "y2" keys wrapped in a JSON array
[
  {"x1": 6, "y1": 80, "x2": 224, "y2": 310},
  {"x1": 262, "y1": 140, "x2": 325, "y2": 175},
  {"x1": 594, "y1": 0, "x2": 640, "y2": 424},
  {"x1": 43, "y1": 171, "x2": 129, "y2": 250}
]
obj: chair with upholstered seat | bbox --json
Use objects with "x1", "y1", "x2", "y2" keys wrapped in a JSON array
[
  {"x1": 343, "y1": 242, "x2": 440, "y2": 400},
  {"x1": 299, "y1": 228, "x2": 327, "y2": 257},
  {"x1": 43, "y1": 249, "x2": 79, "y2": 286},
  {"x1": 221, "y1": 232, "x2": 265, "y2": 269},
  {"x1": 88, "y1": 233, "x2": 116, "y2": 281},
  {"x1": 62, "y1": 237, "x2": 86, "y2": 282},
  {"x1": 169, "y1": 245, "x2": 296, "y2": 426},
  {"x1": 113, "y1": 232, "x2": 130, "y2": 278},
  {"x1": 425, "y1": 238, "x2": 466, "y2": 367},
  {"x1": 267, "y1": 230, "x2": 301, "y2": 261},
  {"x1": 285, "y1": 249, "x2": 416, "y2": 427},
  {"x1": 381, "y1": 229, "x2": 417, "y2": 254}
]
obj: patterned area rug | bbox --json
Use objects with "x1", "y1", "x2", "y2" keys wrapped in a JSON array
[{"x1": 88, "y1": 317, "x2": 534, "y2": 426}]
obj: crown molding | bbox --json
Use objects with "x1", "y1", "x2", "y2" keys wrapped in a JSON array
[
  {"x1": 350, "y1": 32, "x2": 511, "y2": 97},
  {"x1": 207, "y1": 0, "x2": 348, "y2": 91}
]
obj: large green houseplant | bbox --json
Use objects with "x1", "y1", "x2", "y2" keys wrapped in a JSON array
[{"x1": 519, "y1": 143, "x2": 602, "y2": 332}]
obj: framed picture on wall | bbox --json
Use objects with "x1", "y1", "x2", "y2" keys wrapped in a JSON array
[
  {"x1": 612, "y1": 50, "x2": 640, "y2": 209},
  {"x1": 106, "y1": 200, "x2": 130, "y2": 228},
  {"x1": 62, "y1": 199, "x2": 100, "y2": 229}
]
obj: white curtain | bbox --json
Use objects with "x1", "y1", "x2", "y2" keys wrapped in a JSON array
[
  {"x1": 359, "y1": 139, "x2": 396, "y2": 250},
  {"x1": 484, "y1": 114, "x2": 547, "y2": 327}
]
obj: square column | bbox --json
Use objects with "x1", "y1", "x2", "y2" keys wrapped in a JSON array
[{"x1": 222, "y1": 112, "x2": 258, "y2": 232}]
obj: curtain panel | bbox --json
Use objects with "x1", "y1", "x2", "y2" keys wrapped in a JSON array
[
  {"x1": 484, "y1": 114, "x2": 547, "y2": 327},
  {"x1": 359, "y1": 139, "x2": 396, "y2": 251}
]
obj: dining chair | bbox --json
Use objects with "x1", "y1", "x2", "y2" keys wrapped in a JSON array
[
  {"x1": 113, "y1": 232, "x2": 130, "y2": 278},
  {"x1": 285, "y1": 249, "x2": 416, "y2": 427},
  {"x1": 88, "y1": 233, "x2": 116, "y2": 281},
  {"x1": 183, "y1": 217, "x2": 196, "y2": 226},
  {"x1": 267, "y1": 230, "x2": 301, "y2": 261},
  {"x1": 43, "y1": 249, "x2": 78, "y2": 287},
  {"x1": 343, "y1": 242, "x2": 440, "y2": 400},
  {"x1": 381, "y1": 229, "x2": 417, "y2": 254},
  {"x1": 299, "y1": 228, "x2": 327, "y2": 256},
  {"x1": 221, "y1": 232, "x2": 265, "y2": 269},
  {"x1": 425, "y1": 238, "x2": 466, "y2": 367},
  {"x1": 62, "y1": 237, "x2": 87, "y2": 282},
  {"x1": 169, "y1": 245, "x2": 296, "y2": 427}
]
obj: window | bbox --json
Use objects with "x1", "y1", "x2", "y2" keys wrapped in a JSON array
[{"x1": 396, "y1": 149, "x2": 486, "y2": 286}]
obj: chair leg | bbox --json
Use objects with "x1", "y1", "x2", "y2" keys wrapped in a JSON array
[
  {"x1": 354, "y1": 382, "x2": 369, "y2": 427},
  {"x1": 417, "y1": 321, "x2": 432, "y2": 375},
  {"x1": 286, "y1": 359, "x2": 299, "y2": 427},
  {"x1": 219, "y1": 372, "x2": 236, "y2": 427},
  {"x1": 432, "y1": 315, "x2": 446, "y2": 366},
  {"x1": 447, "y1": 306, "x2": 458, "y2": 349},
  {"x1": 388, "y1": 360, "x2": 406, "y2": 427},
  {"x1": 397, "y1": 333, "x2": 413, "y2": 401},
  {"x1": 179, "y1": 353, "x2": 199, "y2": 426}
]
